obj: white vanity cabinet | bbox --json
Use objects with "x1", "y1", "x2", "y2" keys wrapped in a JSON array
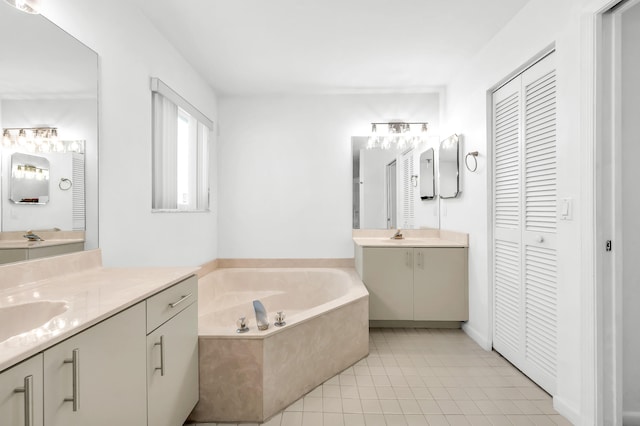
[
  {"x1": 0, "y1": 354, "x2": 44, "y2": 426},
  {"x1": 43, "y1": 302, "x2": 147, "y2": 426},
  {"x1": 146, "y1": 276, "x2": 199, "y2": 426},
  {"x1": 358, "y1": 246, "x2": 468, "y2": 322}
]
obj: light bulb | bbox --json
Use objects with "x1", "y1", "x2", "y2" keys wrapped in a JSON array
[
  {"x1": 2, "y1": 129, "x2": 11, "y2": 147},
  {"x1": 17, "y1": 129, "x2": 26, "y2": 145}
]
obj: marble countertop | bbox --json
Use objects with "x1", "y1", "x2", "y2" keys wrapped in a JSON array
[
  {"x1": 353, "y1": 237, "x2": 468, "y2": 248},
  {"x1": 0, "y1": 238, "x2": 85, "y2": 249},
  {"x1": 0, "y1": 250, "x2": 197, "y2": 372}
]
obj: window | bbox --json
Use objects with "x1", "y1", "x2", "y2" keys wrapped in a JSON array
[{"x1": 151, "y1": 77, "x2": 211, "y2": 211}]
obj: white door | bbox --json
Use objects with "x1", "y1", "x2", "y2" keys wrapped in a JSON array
[
  {"x1": 492, "y1": 51, "x2": 558, "y2": 394},
  {"x1": 401, "y1": 150, "x2": 415, "y2": 229}
]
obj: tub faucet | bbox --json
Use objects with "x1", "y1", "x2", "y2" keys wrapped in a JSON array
[{"x1": 253, "y1": 300, "x2": 269, "y2": 330}]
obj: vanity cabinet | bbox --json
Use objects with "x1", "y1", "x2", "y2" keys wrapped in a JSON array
[
  {"x1": 43, "y1": 302, "x2": 147, "y2": 426},
  {"x1": 359, "y1": 246, "x2": 468, "y2": 322},
  {"x1": 0, "y1": 243, "x2": 84, "y2": 265},
  {"x1": 146, "y1": 276, "x2": 199, "y2": 426},
  {"x1": 0, "y1": 354, "x2": 44, "y2": 426}
]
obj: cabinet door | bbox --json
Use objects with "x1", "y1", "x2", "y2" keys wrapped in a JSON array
[
  {"x1": 414, "y1": 248, "x2": 468, "y2": 321},
  {"x1": 44, "y1": 302, "x2": 146, "y2": 426},
  {"x1": 363, "y1": 247, "x2": 414, "y2": 320},
  {"x1": 0, "y1": 354, "x2": 43, "y2": 426},
  {"x1": 147, "y1": 303, "x2": 198, "y2": 426}
]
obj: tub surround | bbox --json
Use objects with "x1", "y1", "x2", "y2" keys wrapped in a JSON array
[
  {"x1": 189, "y1": 266, "x2": 369, "y2": 423},
  {"x1": 215, "y1": 258, "x2": 355, "y2": 268},
  {"x1": 0, "y1": 249, "x2": 197, "y2": 372}
]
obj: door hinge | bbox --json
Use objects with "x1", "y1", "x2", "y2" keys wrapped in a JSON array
[{"x1": 606, "y1": 240, "x2": 612, "y2": 252}]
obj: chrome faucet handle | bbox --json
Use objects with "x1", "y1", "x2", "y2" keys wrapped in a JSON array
[
  {"x1": 274, "y1": 311, "x2": 286, "y2": 327},
  {"x1": 236, "y1": 317, "x2": 249, "y2": 333}
]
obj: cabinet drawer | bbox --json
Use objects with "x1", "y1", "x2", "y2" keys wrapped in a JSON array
[{"x1": 147, "y1": 275, "x2": 197, "y2": 333}]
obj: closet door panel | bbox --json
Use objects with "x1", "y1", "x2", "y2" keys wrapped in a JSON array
[
  {"x1": 521, "y1": 54, "x2": 557, "y2": 393},
  {"x1": 492, "y1": 52, "x2": 557, "y2": 395},
  {"x1": 492, "y1": 77, "x2": 523, "y2": 358}
]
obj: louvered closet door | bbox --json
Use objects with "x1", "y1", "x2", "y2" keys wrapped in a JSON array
[{"x1": 492, "y1": 52, "x2": 557, "y2": 395}]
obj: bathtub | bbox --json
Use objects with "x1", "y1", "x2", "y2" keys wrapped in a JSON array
[{"x1": 188, "y1": 267, "x2": 370, "y2": 423}]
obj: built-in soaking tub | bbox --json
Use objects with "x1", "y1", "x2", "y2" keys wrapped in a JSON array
[{"x1": 188, "y1": 267, "x2": 370, "y2": 423}]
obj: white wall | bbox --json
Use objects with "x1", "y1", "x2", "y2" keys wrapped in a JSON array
[
  {"x1": 622, "y1": 2, "x2": 640, "y2": 420},
  {"x1": 440, "y1": 0, "x2": 594, "y2": 421},
  {"x1": 38, "y1": 0, "x2": 219, "y2": 267},
  {"x1": 218, "y1": 93, "x2": 440, "y2": 258}
]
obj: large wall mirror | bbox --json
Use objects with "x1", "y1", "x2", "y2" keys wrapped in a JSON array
[
  {"x1": 0, "y1": 3, "x2": 98, "y2": 253},
  {"x1": 352, "y1": 137, "x2": 439, "y2": 230}
]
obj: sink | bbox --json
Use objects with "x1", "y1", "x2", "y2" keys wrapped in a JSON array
[{"x1": 0, "y1": 301, "x2": 68, "y2": 343}]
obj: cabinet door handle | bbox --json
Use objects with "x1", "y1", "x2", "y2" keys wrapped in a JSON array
[
  {"x1": 169, "y1": 293, "x2": 192, "y2": 308},
  {"x1": 14, "y1": 375, "x2": 34, "y2": 426},
  {"x1": 63, "y1": 348, "x2": 80, "y2": 411},
  {"x1": 154, "y1": 335, "x2": 165, "y2": 376},
  {"x1": 418, "y1": 252, "x2": 423, "y2": 269}
]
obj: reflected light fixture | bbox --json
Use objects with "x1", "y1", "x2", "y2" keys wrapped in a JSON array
[
  {"x1": 4, "y1": 0, "x2": 39, "y2": 14},
  {"x1": 367, "y1": 122, "x2": 429, "y2": 150},
  {"x1": 1, "y1": 127, "x2": 84, "y2": 154}
]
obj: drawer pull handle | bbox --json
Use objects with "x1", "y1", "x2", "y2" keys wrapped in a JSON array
[
  {"x1": 63, "y1": 348, "x2": 80, "y2": 411},
  {"x1": 154, "y1": 335, "x2": 165, "y2": 376},
  {"x1": 169, "y1": 293, "x2": 192, "y2": 308},
  {"x1": 14, "y1": 375, "x2": 34, "y2": 426}
]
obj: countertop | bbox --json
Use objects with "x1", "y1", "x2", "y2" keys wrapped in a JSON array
[
  {"x1": 0, "y1": 250, "x2": 197, "y2": 372},
  {"x1": 353, "y1": 237, "x2": 468, "y2": 248}
]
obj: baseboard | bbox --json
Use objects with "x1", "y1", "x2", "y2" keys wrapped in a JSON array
[
  {"x1": 462, "y1": 323, "x2": 492, "y2": 351},
  {"x1": 553, "y1": 395, "x2": 580, "y2": 425},
  {"x1": 624, "y1": 412, "x2": 640, "y2": 426},
  {"x1": 369, "y1": 320, "x2": 462, "y2": 329}
]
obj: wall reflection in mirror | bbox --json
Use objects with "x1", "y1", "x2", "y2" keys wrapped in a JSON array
[
  {"x1": 352, "y1": 136, "x2": 440, "y2": 230},
  {"x1": 0, "y1": 1, "x2": 98, "y2": 250}
]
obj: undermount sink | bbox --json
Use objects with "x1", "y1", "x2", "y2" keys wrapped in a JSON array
[{"x1": 0, "y1": 300, "x2": 68, "y2": 343}]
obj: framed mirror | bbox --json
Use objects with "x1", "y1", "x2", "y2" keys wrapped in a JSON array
[
  {"x1": 10, "y1": 153, "x2": 50, "y2": 204},
  {"x1": 352, "y1": 136, "x2": 439, "y2": 230},
  {"x1": 419, "y1": 148, "x2": 435, "y2": 200},
  {"x1": 0, "y1": 2, "x2": 98, "y2": 250},
  {"x1": 439, "y1": 134, "x2": 460, "y2": 199}
]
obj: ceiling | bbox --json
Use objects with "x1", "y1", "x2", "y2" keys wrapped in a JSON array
[{"x1": 134, "y1": 0, "x2": 531, "y2": 96}]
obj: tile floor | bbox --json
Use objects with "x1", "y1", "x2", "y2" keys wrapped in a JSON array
[{"x1": 186, "y1": 328, "x2": 572, "y2": 426}]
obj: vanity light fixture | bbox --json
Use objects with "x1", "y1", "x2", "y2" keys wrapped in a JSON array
[
  {"x1": 4, "y1": 0, "x2": 38, "y2": 14},
  {"x1": 1, "y1": 127, "x2": 84, "y2": 154},
  {"x1": 366, "y1": 122, "x2": 429, "y2": 150},
  {"x1": 4, "y1": 0, "x2": 39, "y2": 14}
]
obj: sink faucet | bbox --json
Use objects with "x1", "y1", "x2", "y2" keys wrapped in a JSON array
[
  {"x1": 253, "y1": 300, "x2": 269, "y2": 330},
  {"x1": 391, "y1": 229, "x2": 403, "y2": 239},
  {"x1": 23, "y1": 230, "x2": 44, "y2": 241}
]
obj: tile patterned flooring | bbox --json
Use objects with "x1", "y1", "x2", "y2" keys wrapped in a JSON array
[{"x1": 186, "y1": 328, "x2": 572, "y2": 426}]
